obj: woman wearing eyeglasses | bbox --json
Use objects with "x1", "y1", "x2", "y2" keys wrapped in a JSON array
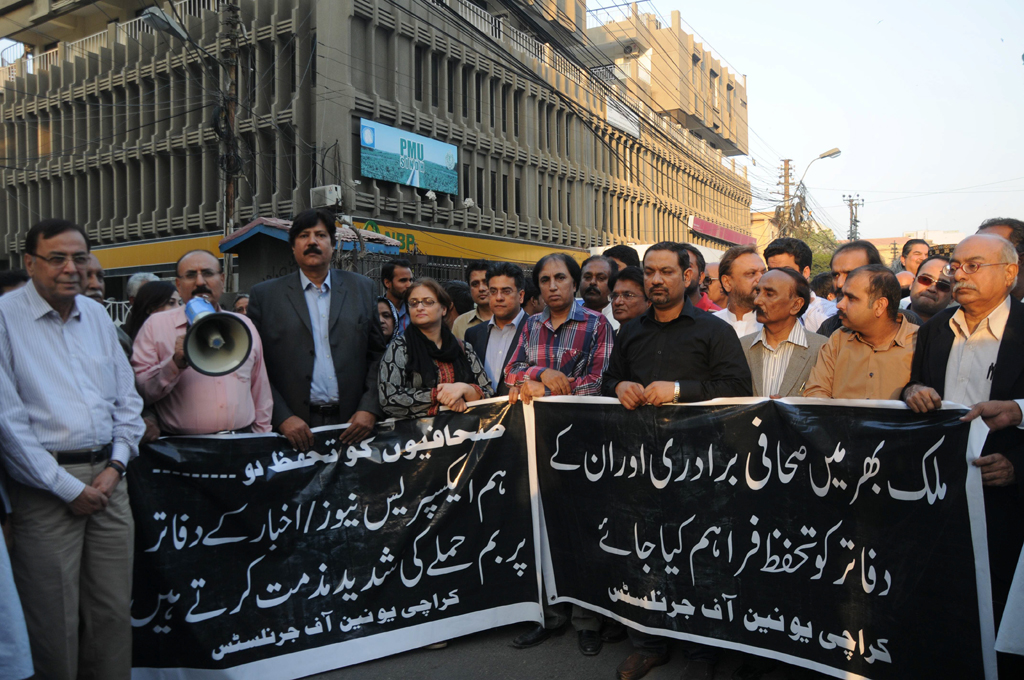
[{"x1": 378, "y1": 277, "x2": 493, "y2": 419}]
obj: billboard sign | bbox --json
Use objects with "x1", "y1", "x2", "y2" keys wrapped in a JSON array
[{"x1": 359, "y1": 119, "x2": 458, "y2": 194}]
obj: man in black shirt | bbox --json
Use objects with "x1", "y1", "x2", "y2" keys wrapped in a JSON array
[
  {"x1": 602, "y1": 241, "x2": 751, "y2": 680},
  {"x1": 604, "y1": 242, "x2": 752, "y2": 407}
]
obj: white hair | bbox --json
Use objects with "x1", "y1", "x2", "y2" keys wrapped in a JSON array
[{"x1": 126, "y1": 272, "x2": 160, "y2": 300}]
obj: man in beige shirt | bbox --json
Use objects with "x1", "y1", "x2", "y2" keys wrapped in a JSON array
[
  {"x1": 452, "y1": 259, "x2": 492, "y2": 340},
  {"x1": 805, "y1": 264, "x2": 918, "y2": 400}
]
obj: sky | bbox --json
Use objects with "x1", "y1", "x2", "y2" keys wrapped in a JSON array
[{"x1": 634, "y1": 0, "x2": 1024, "y2": 240}]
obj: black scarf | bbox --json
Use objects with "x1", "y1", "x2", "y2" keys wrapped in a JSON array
[{"x1": 403, "y1": 324, "x2": 474, "y2": 388}]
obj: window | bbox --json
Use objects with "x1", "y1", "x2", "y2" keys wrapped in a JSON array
[
  {"x1": 502, "y1": 174, "x2": 508, "y2": 213},
  {"x1": 462, "y1": 69, "x2": 470, "y2": 118},
  {"x1": 513, "y1": 91, "x2": 520, "y2": 138},
  {"x1": 490, "y1": 171, "x2": 497, "y2": 211},
  {"x1": 447, "y1": 61, "x2": 456, "y2": 114},
  {"x1": 489, "y1": 79, "x2": 496, "y2": 128},
  {"x1": 463, "y1": 163, "x2": 470, "y2": 199},
  {"x1": 710, "y1": 70, "x2": 719, "y2": 110},
  {"x1": 475, "y1": 73, "x2": 482, "y2": 123},
  {"x1": 514, "y1": 175, "x2": 521, "y2": 214},
  {"x1": 501, "y1": 85, "x2": 509, "y2": 134},
  {"x1": 430, "y1": 53, "x2": 439, "y2": 108},
  {"x1": 414, "y1": 46, "x2": 423, "y2": 101},
  {"x1": 477, "y1": 167, "x2": 483, "y2": 206}
]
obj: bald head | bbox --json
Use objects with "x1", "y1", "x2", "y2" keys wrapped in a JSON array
[{"x1": 950, "y1": 234, "x2": 1018, "y2": 312}]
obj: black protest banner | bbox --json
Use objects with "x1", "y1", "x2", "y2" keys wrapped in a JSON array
[
  {"x1": 129, "y1": 400, "x2": 541, "y2": 679},
  {"x1": 532, "y1": 397, "x2": 994, "y2": 680}
]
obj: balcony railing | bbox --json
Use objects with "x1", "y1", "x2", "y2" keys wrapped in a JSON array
[{"x1": 2, "y1": 0, "x2": 218, "y2": 80}]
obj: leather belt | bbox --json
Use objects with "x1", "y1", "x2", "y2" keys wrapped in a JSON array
[
  {"x1": 309, "y1": 404, "x2": 340, "y2": 415},
  {"x1": 55, "y1": 443, "x2": 112, "y2": 466}
]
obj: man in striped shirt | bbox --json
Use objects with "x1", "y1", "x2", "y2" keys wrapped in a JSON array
[
  {"x1": 741, "y1": 268, "x2": 827, "y2": 398},
  {"x1": 504, "y1": 252, "x2": 614, "y2": 655},
  {"x1": 0, "y1": 219, "x2": 144, "y2": 680}
]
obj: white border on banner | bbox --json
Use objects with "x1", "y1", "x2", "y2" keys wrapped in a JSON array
[
  {"x1": 131, "y1": 602, "x2": 540, "y2": 680},
  {"x1": 530, "y1": 396, "x2": 995, "y2": 680}
]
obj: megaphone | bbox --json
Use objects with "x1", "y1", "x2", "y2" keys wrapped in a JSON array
[{"x1": 183, "y1": 298, "x2": 253, "y2": 376}]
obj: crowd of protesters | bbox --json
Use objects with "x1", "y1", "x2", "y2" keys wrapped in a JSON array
[{"x1": 0, "y1": 210, "x2": 1022, "y2": 680}]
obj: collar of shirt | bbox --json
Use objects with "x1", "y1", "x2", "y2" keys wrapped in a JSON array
[
  {"x1": 949, "y1": 295, "x2": 1010, "y2": 342},
  {"x1": 848, "y1": 313, "x2": 916, "y2": 352},
  {"x1": 639, "y1": 297, "x2": 698, "y2": 327},
  {"x1": 24, "y1": 282, "x2": 81, "y2": 322},
  {"x1": 540, "y1": 299, "x2": 587, "y2": 330},
  {"x1": 751, "y1": 320, "x2": 808, "y2": 353},
  {"x1": 299, "y1": 270, "x2": 330, "y2": 293},
  {"x1": 488, "y1": 308, "x2": 526, "y2": 330}
]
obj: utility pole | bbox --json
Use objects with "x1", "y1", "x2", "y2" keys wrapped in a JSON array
[
  {"x1": 890, "y1": 241, "x2": 900, "y2": 268},
  {"x1": 220, "y1": 0, "x2": 241, "y2": 290},
  {"x1": 843, "y1": 194, "x2": 863, "y2": 241},
  {"x1": 779, "y1": 159, "x2": 792, "y2": 204}
]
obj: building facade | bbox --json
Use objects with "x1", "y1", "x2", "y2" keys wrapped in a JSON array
[{"x1": 0, "y1": 0, "x2": 752, "y2": 286}]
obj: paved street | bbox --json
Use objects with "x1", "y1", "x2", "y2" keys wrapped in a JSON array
[{"x1": 311, "y1": 623, "x2": 810, "y2": 680}]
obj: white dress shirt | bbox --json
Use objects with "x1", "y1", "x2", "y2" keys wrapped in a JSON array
[
  {"x1": 944, "y1": 296, "x2": 1024, "y2": 425},
  {"x1": 802, "y1": 292, "x2": 836, "y2": 333},
  {"x1": 0, "y1": 284, "x2": 144, "y2": 503},
  {"x1": 749, "y1": 322, "x2": 809, "y2": 397},
  {"x1": 483, "y1": 309, "x2": 526, "y2": 391},
  {"x1": 713, "y1": 306, "x2": 762, "y2": 338}
]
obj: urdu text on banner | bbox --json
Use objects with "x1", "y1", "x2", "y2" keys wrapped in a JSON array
[
  {"x1": 128, "y1": 400, "x2": 542, "y2": 680},
  {"x1": 532, "y1": 397, "x2": 994, "y2": 680}
]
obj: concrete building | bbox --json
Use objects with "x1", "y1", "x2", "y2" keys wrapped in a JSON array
[{"x1": 0, "y1": 0, "x2": 753, "y2": 289}]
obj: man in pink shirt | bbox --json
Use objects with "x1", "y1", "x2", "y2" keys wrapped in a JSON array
[{"x1": 132, "y1": 250, "x2": 272, "y2": 435}]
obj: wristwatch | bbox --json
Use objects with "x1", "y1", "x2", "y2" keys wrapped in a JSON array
[
  {"x1": 673, "y1": 381, "x2": 681, "y2": 403},
  {"x1": 106, "y1": 460, "x2": 127, "y2": 479}
]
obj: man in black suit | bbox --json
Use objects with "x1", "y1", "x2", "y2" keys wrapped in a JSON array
[
  {"x1": 903, "y1": 233, "x2": 1024, "y2": 676},
  {"x1": 248, "y1": 209, "x2": 386, "y2": 449},
  {"x1": 465, "y1": 262, "x2": 527, "y2": 397}
]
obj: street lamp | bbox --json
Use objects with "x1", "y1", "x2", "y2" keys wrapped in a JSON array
[{"x1": 797, "y1": 147, "x2": 841, "y2": 188}]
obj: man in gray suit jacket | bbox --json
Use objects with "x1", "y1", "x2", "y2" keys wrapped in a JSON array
[
  {"x1": 741, "y1": 268, "x2": 826, "y2": 398},
  {"x1": 248, "y1": 209, "x2": 386, "y2": 449}
]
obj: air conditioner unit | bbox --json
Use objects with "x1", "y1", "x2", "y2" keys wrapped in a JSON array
[
  {"x1": 310, "y1": 185, "x2": 343, "y2": 208},
  {"x1": 623, "y1": 43, "x2": 638, "y2": 56}
]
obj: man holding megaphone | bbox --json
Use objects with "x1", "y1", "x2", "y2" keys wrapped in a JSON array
[{"x1": 131, "y1": 250, "x2": 273, "y2": 435}]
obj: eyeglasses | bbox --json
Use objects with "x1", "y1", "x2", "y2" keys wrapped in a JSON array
[
  {"x1": 703, "y1": 277, "x2": 716, "y2": 285},
  {"x1": 408, "y1": 298, "x2": 438, "y2": 309},
  {"x1": 610, "y1": 292, "x2": 643, "y2": 301},
  {"x1": 177, "y1": 269, "x2": 220, "y2": 281},
  {"x1": 916, "y1": 274, "x2": 951, "y2": 293},
  {"x1": 942, "y1": 261, "x2": 1011, "y2": 276},
  {"x1": 30, "y1": 252, "x2": 90, "y2": 268}
]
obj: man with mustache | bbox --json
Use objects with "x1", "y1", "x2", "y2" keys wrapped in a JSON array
[
  {"x1": 679, "y1": 243, "x2": 721, "y2": 312},
  {"x1": 248, "y1": 209, "x2": 386, "y2": 450},
  {"x1": 907, "y1": 255, "x2": 953, "y2": 324},
  {"x1": 902, "y1": 233, "x2": 1024, "y2": 677},
  {"x1": 132, "y1": 249, "x2": 273, "y2": 435},
  {"x1": 741, "y1": 268, "x2": 827, "y2": 398},
  {"x1": 603, "y1": 242, "x2": 751, "y2": 680},
  {"x1": 579, "y1": 255, "x2": 620, "y2": 331},
  {"x1": 713, "y1": 244, "x2": 766, "y2": 337},
  {"x1": 81, "y1": 254, "x2": 135, "y2": 358},
  {"x1": 804, "y1": 265, "x2": 917, "y2": 399}
]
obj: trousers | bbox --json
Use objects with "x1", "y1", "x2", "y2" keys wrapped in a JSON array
[{"x1": 9, "y1": 460, "x2": 134, "y2": 680}]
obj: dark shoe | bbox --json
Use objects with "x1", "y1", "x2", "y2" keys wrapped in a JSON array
[
  {"x1": 601, "y1": 620, "x2": 628, "y2": 643},
  {"x1": 578, "y1": 629, "x2": 602, "y2": 656},
  {"x1": 510, "y1": 623, "x2": 567, "y2": 649},
  {"x1": 617, "y1": 651, "x2": 670, "y2": 680},
  {"x1": 680, "y1": 657, "x2": 717, "y2": 680}
]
